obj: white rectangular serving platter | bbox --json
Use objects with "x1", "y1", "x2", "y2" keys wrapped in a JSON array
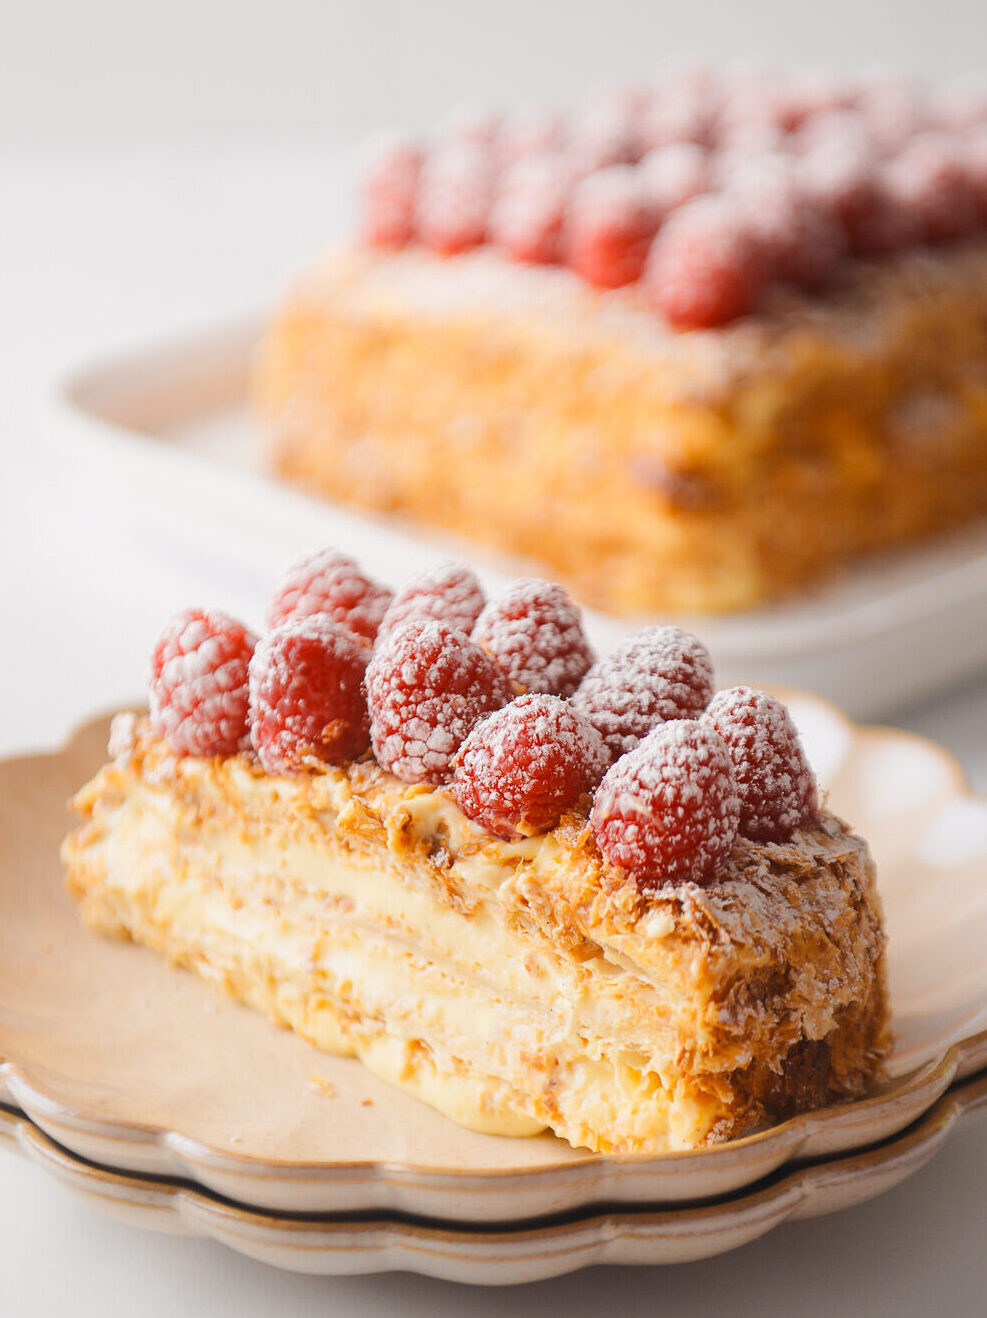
[{"x1": 40, "y1": 314, "x2": 987, "y2": 720}]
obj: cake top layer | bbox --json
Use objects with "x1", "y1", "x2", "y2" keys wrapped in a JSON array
[
  {"x1": 298, "y1": 237, "x2": 987, "y2": 405},
  {"x1": 355, "y1": 68, "x2": 987, "y2": 328},
  {"x1": 143, "y1": 549, "x2": 827, "y2": 900}
]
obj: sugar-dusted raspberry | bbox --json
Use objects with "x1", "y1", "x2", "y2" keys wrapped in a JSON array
[
  {"x1": 727, "y1": 164, "x2": 847, "y2": 289},
  {"x1": 149, "y1": 609, "x2": 258, "y2": 757},
  {"x1": 267, "y1": 548, "x2": 393, "y2": 644},
  {"x1": 797, "y1": 130, "x2": 880, "y2": 239},
  {"x1": 857, "y1": 75, "x2": 929, "y2": 156},
  {"x1": 248, "y1": 617, "x2": 370, "y2": 774},
  {"x1": 966, "y1": 127, "x2": 987, "y2": 219},
  {"x1": 490, "y1": 156, "x2": 571, "y2": 265},
  {"x1": 638, "y1": 143, "x2": 710, "y2": 223},
  {"x1": 366, "y1": 620, "x2": 512, "y2": 784},
  {"x1": 702, "y1": 686, "x2": 818, "y2": 842},
  {"x1": 453, "y1": 694, "x2": 609, "y2": 838},
  {"x1": 498, "y1": 110, "x2": 566, "y2": 169},
  {"x1": 846, "y1": 169, "x2": 923, "y2": 256},
  {"x1": 644, "y1": 197, "x2": 765, "y2": 329},
  {"x1": 714, "y1": 79, "x2": 790, "y2": 154},
  {"x1": 936, "y1": 76, "x2": 987, "y2": 134},
  {"x1": 417, "y1": 145, "x2": 495, "y2": 256},
  {"x1": 564, "y1": 165, "x2": 657, "y2": 289},
  {"x1": 780, "y1": 72, "x2": 856, "y2": 132},
  {"x1": 638, "y1": 90, "x2": 712, "y2": 154},
  {"x1": 885, "y1": 133, "x2": 980, "y2": 243},
  {"x1": 360, "y1": 134, "x2": 424, "y2": 250},
  {"x1": 590, "y1": 720, "x2": 740, "y2": 889},
  {"x1": 473, "y1": 579, "x2": 594, "y2": 698},
  {"x1": 377, "y1": 562, "x2": 485, "y2": 645},
  {"x1": 566, "y1": 96, "x2": 641, "y2": 177},
  {"x1": 571, "y1": 625, "x2": 714, "y2": 760},
  {"x1": 441, "y1": 104, "x2": 503, "y2": 152}
]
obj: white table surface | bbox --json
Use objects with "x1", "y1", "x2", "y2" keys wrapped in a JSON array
[{"x1": 1, "y1": 140, "x2": 986, "y2": 1315}]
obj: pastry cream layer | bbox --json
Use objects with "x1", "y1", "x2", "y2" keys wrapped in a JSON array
[
  {"x1": 255, "y1": 242, "x2": 987, "y2": 613},
  {"x1": 62, "y1": 718, "x2": 890, "y2": 1154}
]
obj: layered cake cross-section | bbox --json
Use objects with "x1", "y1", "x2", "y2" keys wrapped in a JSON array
[
  {"x1": 255, "y1": 70, "x2": 987, "y2": 613},
  {"x1": 62, "y1": 554, "x2": 889, "y2": 1153}
]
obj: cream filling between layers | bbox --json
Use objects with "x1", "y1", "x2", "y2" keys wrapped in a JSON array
[{"x1": 76, "y1": 782, "x2": 729, "y2": 1153}]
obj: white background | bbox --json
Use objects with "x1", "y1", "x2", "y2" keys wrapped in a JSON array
[
  {"x1": 2, "y1": 2, "x2": 987, "y2": 1312},
  {"x1": 4, "y1": 0, "x2": 987, "y2": 143}
]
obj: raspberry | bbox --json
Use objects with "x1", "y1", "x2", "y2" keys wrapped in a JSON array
[
  {"x1": 564, "y1": 166, "x2": 657, "y2": 289},
  {"x1": 966, "y1": 127, "x2": 987, "y2": 219},
  {"x1": 638, "y1": 91, "x2": 712, "y2": 154},
  {"x1": 885, "y1": 133, "x2": 980, "y2": 243},
  {"x1": 727, "y1": 166, "x2": 847, "y2": 288},
  {"x1": 781, "y1": 73, "x2": 856, "y2": 131},
  {"x1": 571, "y1": 625, "x2": 714, "y2": 760},
  {"x1": 590, "y1": 720, "x2": 740, "y2": 889},
  {"x1": 472, "y1": 579, "x2": 594, "y2": 697},
  {"x1": 365, "y1": 620, "x2": 512, "y2": 784},
  {"x1": 490, "y1": 157, "x2": 571, "y2": 264},
  {"x1": 267, "y1": 549, "x2": 392, "y2": 644},
  {"x1": 936, "y1": 76, "x2": 987, "y2": 133},
  {"x1": 714, "y1": 81, "x2": 790, "y2": 154},
  {"x1": 248, "y1": 617, "x2": 370, "y2": 774},
  {"x1": 846, "y1": 169, "x2": 923, "y2": 256},
  {"x1": 377, "y1": 562, "x2": 485, "y2": 645},
  {"x1": 797, "y1": 132, "x2": 881, "y2": 238},
  {"x1": 149, "y1": 609, "x2": 257, "y2": 757},
  {"x1": 857, "y1": 76, "x2": 929, "y2": 156},
  {"x1": 498, "y1": 110, "x2": 566, "y2": 169},
  {"x1": 566, "y1": 97, "x2": 640, "y2": 177},
  {"x1": 638, "y1": 144, "x2": 710, "y2": 223},
  {"x1": 644, "y1": 197, "x2": 765, "y2": 329},
  {"x1": 703, "y1": 686, "x2": 818, "y2": 842},
  {"x1": 441, "y1": 104, "x2": 503, "y2": 152},
  {"x1": 360, "y1": 135, "x2": 424, "y2": 250},
  {"x1": 453, "y1": 695, "x2": 608, "y2": 838},
  {"x1": 417, "y1": 145, "x2": 494, "y2": 256}
]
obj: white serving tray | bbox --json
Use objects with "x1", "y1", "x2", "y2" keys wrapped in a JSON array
[{"x1": 40, "y1": 314, "x2": 987, "y2": 720}]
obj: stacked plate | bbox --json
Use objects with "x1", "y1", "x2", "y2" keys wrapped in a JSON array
[{"x1": 2, "y1": 697, "x2": 987, "y2": 1281}]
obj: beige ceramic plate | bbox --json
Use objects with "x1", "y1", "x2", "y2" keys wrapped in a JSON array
[
  {"x1": 2, "y1": 697, "x2": 987, "y2": 1223},
  {"x1": 2, "y1": 1072, "x2": 986, "y2": 1282}
]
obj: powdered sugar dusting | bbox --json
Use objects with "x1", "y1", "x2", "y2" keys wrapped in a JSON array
[
  {"x1": 377, "y1": 562, "x2": 485, "y2": 645},
  {"x1": 248, "y1": 615, "x2": 370, "y2": 773},
  {"x1": 703, "y1": 685, "x2": 818, "y2": 841},
  {"x1": 366, "y1": 619, "x2": 511, "y2": 784},
  {"x1": 473, "y1": 578, "x2": 594, "y2": 697},
  {"x1": 572, "y1": 625, "x2": 713, "y2": 758},
  {"x1": 268, "y1": 548, "x2": 392, "y2": 643},
  {"x1": 454, "y1": 693, "x2": 608, "y2": 838},
  {"x1": 591, "y1": 719, "x2": 740, "y2": 887},
  {"x1": 108, "y1": 712, "x2": 140, "y2": 765},
  {"x1": 149, "y1": 608, "x2": 257, "y2": 757}
]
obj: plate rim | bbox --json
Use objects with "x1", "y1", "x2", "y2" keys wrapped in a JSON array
[{"x1": 1, "y1": 1068, "x2": 985, "y2": 1280}]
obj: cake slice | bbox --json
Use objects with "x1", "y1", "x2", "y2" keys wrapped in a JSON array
[
  {"x1": 61, "y1": 555, "x2": 889, "y2": 1154},
  {"x1": 254, "y1": 74, "x2": 987, "y2": 614}
]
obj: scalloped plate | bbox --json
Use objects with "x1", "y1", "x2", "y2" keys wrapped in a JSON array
[
  {"x1": 2, "y1": 1072, "x2": 986, "y2": 1281},
  {"x1": 2, "y1": 695, "x2": 987, "y2": 1224}
]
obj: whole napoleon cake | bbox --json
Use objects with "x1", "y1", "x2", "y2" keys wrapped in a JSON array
[
  {"x1": 62, "y1": 553, "x2": 889, "y2": 1154},
  {"x1": 255, "y1": 69, "x2": 987, "y2": 614}
]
